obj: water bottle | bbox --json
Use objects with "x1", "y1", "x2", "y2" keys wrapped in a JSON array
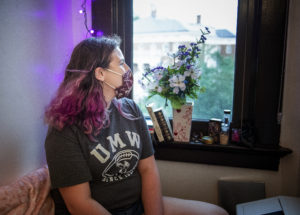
[{"x1": 220, "y1": 110, "x2": 231, "y2": 145}]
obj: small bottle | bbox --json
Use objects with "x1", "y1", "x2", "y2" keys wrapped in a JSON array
[
  {"x1": 223, "y1": 109, "x2": 231, "y2": 125},
  {"x1": 220, "y1": 110, "x2": 231, "y2": 145}
]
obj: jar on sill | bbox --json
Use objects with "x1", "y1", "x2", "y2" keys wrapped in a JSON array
[{"x1": 220, "y1": 125, "x2": 229, "y2": 145}]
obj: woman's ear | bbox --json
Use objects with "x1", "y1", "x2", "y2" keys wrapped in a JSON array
[{"x1": 94, "y1": 67, "x2": 105, "y2": 81}]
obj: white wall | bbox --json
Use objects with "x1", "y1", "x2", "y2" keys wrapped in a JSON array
[
  {"x1": 158, "y1": 160, "x2": 282, "y2": 204},
  {"x1": 157, "y1": 0, "x2": 300, "y2": 204},
  {"x1": 279, "y1": 0, "x2": 300, "y2": 197},
  {"x1": 0, "y1": 0, "x2": 91, "y2": 185}
]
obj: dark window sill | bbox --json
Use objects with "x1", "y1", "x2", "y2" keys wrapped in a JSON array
[{"x1": 153, "y1": 142, "x2": 292, "y2": 171}]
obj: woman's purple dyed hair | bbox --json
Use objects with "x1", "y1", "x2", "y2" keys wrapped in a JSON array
[{"x1": 45, "y1": 36, "x2": 122, "y2": 140}]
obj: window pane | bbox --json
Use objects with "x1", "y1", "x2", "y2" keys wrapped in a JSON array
[{"x1": 133, "y1": 0, "x2": 238, "y2": 120}]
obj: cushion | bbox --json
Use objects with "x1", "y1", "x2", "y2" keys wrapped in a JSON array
[{"x1": 0, "y1": 165, "x2": 54, "y2": 215}]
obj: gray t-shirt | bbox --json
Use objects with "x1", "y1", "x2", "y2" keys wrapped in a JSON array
[{"x1": 45, "y1": 98, "x2": 154, "y2": 213}]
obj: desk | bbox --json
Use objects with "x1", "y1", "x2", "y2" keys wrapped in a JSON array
[{"x1": 236, "y1": 196, "x2": 300, "y2": 215}]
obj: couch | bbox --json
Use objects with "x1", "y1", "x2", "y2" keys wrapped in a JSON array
[{"x1": 0, "y1": 165, "x2": 54, "y2": 215}]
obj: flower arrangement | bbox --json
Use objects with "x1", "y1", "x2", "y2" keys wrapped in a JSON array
[{"x1": 139, "y1": 28, "x2": 211, "y2": 109}]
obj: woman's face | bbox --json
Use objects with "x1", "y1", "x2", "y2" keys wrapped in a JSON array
[{"x1": 105, "y1": 47, "x2": 130, "y2": 88}]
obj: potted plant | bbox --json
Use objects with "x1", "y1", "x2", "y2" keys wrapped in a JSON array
[{"x1": 140, "y1": 27, "x2": 210, "y2": 142}]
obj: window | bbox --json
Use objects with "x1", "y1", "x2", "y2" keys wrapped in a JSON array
[
  {"x1": 91, "y1": 0, "x2": 291, "y2": 170},
  {"x1": 132, "y1": 0, "x2": 238, "y2": 120}
]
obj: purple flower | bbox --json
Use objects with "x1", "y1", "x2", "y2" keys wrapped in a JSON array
[
  {"x1": 205, "y1": 27, "x2": 210, "y2": 33},
  {"x1": 138, "y1": 79, "x2": 145, "y2": 87}
]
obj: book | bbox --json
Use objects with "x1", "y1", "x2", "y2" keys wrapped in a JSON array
[
  {"x1": 146, "y1": 103, "x2": 164, "y2": 142},
  {"x1": 153, "y1": 108, "x2": 173, "y2": 142}
]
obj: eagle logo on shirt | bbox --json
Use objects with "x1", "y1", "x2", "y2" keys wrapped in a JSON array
[{"x1": 101, "y1": 149, "x2": 139, "y2": 182}]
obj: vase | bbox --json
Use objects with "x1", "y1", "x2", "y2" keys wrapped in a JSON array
[{"x1": 172, "y1": 102, "x2": 193, "y2": 142}]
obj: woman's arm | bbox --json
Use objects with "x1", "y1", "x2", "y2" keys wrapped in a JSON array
[
  {"x1": 138, "y1": 155, "x2": 163, "y2": 215},
  {"x1": 59, "y1": 182, "x2": 111, "y2": 215}
]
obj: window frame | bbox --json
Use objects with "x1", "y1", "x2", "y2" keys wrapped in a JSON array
[{"x1": 92, "y1": 0, "x2": 292, "y2": 171}]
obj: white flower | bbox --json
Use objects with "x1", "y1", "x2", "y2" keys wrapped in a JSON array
[
  {"x1": 149, "y1": 81, "x2": 162, "y2": 93},
  {"x1": 154, "y1": 71, "x2": 163, "y2": 81},
  {"x1": 176, "y1": 60, "x2": 184, "y2": 68},
  {"x1": 149, "y1": 81, "x2": 158, "y2": 90},
  {"x1": 152, "y1": 67, "x2": 165, "y2": 81},
  {"x1": 169, "y1": 75, "x2": 186, "y2": 91},
  {"x1": 157, "y1": 86, "x2": 163, "y2": 93},
  {"x1": 184, "y1": 70, "x2": 191, "y2": 77},
  {"x1": 168, "y1": 53, "x2": 178, "y2": 58},
  {"x1": 138, "y1": 79, "x2": 145, "y2": 87},
  {"x1": 191, "y1": 69, "x2": 202, "y2": 79},
  {"x1": 173, "y1": 87, "x2": 179, "y2": 94},
  {"x1": 171, "y1": 60, "x2": 184, "y2": 69},
  {"x1": 184, "y1": 67, "x2": 201, "y2": 79}
]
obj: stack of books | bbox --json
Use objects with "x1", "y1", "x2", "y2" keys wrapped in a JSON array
[{"x1": 146, "y1": 103, "x2": 173, "y2": 143}]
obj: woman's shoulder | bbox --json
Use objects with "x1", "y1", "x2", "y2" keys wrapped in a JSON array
[
  {"x1": 46, "y1": 124, "x2": 82, "y2": 141},
  {"x1": 120, "y1": 98, "x2": 141, "y2": 112},
  {"x1": 113, "y1": 97, "x2": 143, "y2": 118},
  {"x1": 120, "y1": 97, "x2": 136, "y2": 107}
]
